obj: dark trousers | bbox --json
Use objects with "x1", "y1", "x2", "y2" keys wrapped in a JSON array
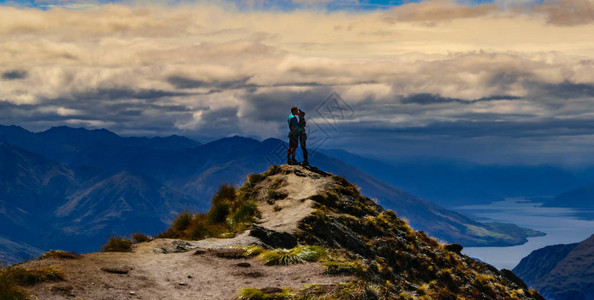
[{"x1": 299, "y1": 133, "x2": 308, "y2": 162}]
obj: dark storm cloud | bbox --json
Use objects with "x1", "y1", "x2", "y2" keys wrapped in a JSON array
[
  {"x1": 244, "y1": 87, "x2": 334, "y2": 122},
  {"x1": 401, "y1": 93, "x2": 523, "y2": 105},
  {"x1": 2, "y1": 70, "x2": 27, "y2": 80},
  {"x1": 338, "y1": 118, "x2": 594, "y2": 140},
  {"x1": 67, "y1": 88, "x2": 189, "y2": 101},
  {"x1": 167, "y1": 76, "x2": 254, "y2": 90},
  {"x1": 198, "y1": 106, "x2": 240, "y2": 135},
  {"x1": 537, "y1": 81, "x2": 594, "y2": 99},
  {"x1": 476, "y1": 95, "x2": 522, "y2": 101},
  {"x1": 401, "y1": 93, "x2": 462, "y2": 105},
  {"x1": 167, "y1": 75, "x2": 325, "y2": 91}
]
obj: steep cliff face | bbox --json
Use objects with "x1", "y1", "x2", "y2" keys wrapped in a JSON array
[
  {"x1": 512, "y1": 243, "x2": 578, "y2": 286},
  {"x1": 513, "y1": 235, "x2": 594, "y2": 300},
  {"x1": 7, "y1": 165, "x2": 543, "y2": 299}
]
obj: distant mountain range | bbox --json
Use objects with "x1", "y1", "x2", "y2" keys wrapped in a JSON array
[
  {"x1": 322, "y1": 149, "x2": 584, "y2": 207},
  {"x1": 543, "y1": 183, "x2": 594, "y2": 209},
  {"x1": 0, "y1": 142, "x2": 198, "y2": 262},
  {"x1": 0, "y1": 125, "x2": 544, "y2": 264},
  {"x1": 513, "y1": 234, "x2": 594, "y2": 300}
]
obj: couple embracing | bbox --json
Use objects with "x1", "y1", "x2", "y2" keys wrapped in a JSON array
[{"x1": 287, "y1": 106, "x2": 308, "y2": 166}]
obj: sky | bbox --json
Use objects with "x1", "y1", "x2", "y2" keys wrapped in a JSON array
[{"x1": 1, "y1": 0, "x2": 594, "y2": 166}]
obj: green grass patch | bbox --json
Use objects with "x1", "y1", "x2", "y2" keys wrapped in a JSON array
[
  {"x1": 258, "y1": 246, "x2": 326, "y2": 266},
  {"x1": 237, "y1": 287, "x2": 292, "y2": 300},
  {"x1": 232, "y1": 245, "x2": 266, "y2": 257},
  {"x1": 465, "y1": 225, "x2": 506, "y2": 238}
]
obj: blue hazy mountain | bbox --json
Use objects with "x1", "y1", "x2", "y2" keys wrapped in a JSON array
[
  {"x1": 322, "y1": 148, "x2": 582, "y2": 207},
  {"x1": 542, "y1": 183, "x2": 594, "y2": 220},
  {"x1": 0, "y1": 142, "x2": 199, "y2": 264},
  {"x1": 0, "y1": 125, "x2": 201, "y2": 164},
  {"x1": 62, "y1": 135, "x2": 544, "y2": 247},
  {"x1": 544, "y1": 183, "x2": 594, "y2": 209},
  {"x1": 0, "y1": 126, "x2": 545, "y2": 264},
  {"x1": 513, "y1": 234, "x2": 594, "y2": 300}
]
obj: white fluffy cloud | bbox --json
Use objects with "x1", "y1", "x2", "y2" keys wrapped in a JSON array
[{"x1": 1, "y1": 1, "x2": 594, "y2": 164}]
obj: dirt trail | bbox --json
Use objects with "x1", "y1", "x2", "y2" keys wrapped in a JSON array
[
  {"x1": 22, "y1": 239, "x2": 352, "y2": 300},
  {"x1": 20, "y1": 166, "x2": 350, "y2": 300}
]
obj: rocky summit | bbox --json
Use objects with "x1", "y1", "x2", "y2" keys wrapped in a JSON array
[{"x1": 3, "y1": 165, "x2": 544, "y2": 299}]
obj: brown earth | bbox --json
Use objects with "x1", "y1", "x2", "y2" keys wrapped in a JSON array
[
  {"x1": 18, "y1": 239, "x2": 352, "y2": 300},
  {"x1": 17, "y1": 166, "x2": 351, "y2": 300}
]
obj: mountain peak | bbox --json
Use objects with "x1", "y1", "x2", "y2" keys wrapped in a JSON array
[
  {"x1": 13, "y1": 165, "x2": 544, "y2": 299},
  {"x1": 40, "y1": 126, "x2": 120, "y2": 138}
]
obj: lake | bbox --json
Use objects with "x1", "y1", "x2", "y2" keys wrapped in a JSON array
[{"x1": 456, "y1": 198, "x2": 594, "y2": 270}]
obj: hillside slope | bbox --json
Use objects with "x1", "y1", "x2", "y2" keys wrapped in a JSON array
[
  {"x1": 544, "y1": 183, "x2": 594, "y2": 209},
  {"x1": 513, "y1": 234, "x2": 594, "y2": 300},
  {"x1": 9, "y1": 165, "x2": 544, "y2": 300},
  {"x1": 0, "y1": 127, "x2": 545, "y2": 265},
  {"x1": 0, "y1": 143, "x2": 200, "y2": 264},
  {"x1": 323, "y1": 149, "x2": 580, "y2": 207},
  {"x1": 52, "y1": 132, "x2": 546, "y2": 247}
]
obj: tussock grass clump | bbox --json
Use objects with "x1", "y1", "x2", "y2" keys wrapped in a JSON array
[
  {"x1": 0, "y1": 267, "x2": 29, "y2": 300},
  {"x1": 39, "y1": 250, "x2": 81, "y2": 260},
  {"x1": 323, "y1": 261, "x2": 361, "y2": 276},
  {"x1": 268, "y1": 190, "x2": 288, "y2": 201},
  {"x1": 237, "y1": 287, "x2": 292, "y2": 300},
  {"x1": 232, "y1": 245, "x2": 266, "y2": 257},
  {"x1": 172, "y1": 210, "x2": 193, "y2": 231},
  {"x1": 246, "y1": 174, "x2": 264, "y2": 187},
  {"x1": 132, "y1": 233, "x2": 152, "y2": 243},
  {"x1": 160, "y1": 184, "x2": 261, "y2": 240},
  {"x1": 2, "y1": 265, "x2": 65, "y2": 286},
  {"x1": 258, "y1": 246, "x2": 326, "y2": 266},
  {"x1": 101, "y1": 237, "x2": 133, "y2": 252},
  {"x1": 208, "y1": 201, "x2": 230, "y2": 224}
]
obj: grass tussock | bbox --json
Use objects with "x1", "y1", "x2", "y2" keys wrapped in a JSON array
[
  {"x1": 323, "y1": 261, "x2": 361, "y2": 276},
  {"x1": 237, "y1": 287, "x2": 292, "y2": 300},
  {"x1": 39, "y1": 250, "x2": 81, "y2": 260},
  {"x1": 232, "y1": 245, "x2": 266, "y2": 257},
  {"x1": 0, "y1": 267, "x2": 29, "y2": 300},
  {"x1": 258, "y1": 246, "x2": 326, "y2": 266},
  {"x1": 160, "y1": 184, "x2": 261, "y2": 240},
  {"x1": 267, "y1": 190, "x2": 288, "y2": 202},
  {"x1": 2, "y1": 265, "x2": 65, "y2": 286},
  {"x1": 132, "y1": 233, "x2": 152, "y2": 243},
  {"x1": 172, "y1": 210, "x2": 193, "y2": 231},
  {"x1": 101, "y1": 237, "x2": 133, "y2": 252}
]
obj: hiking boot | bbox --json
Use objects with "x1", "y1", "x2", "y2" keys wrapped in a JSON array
[{"x1": 301, "y1": 160, "x2": 309, "y2": 167}]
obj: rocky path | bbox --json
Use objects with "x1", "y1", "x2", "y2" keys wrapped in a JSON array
[{"x1": 22, "y1": 239, "x2": 352, "y2": 300}]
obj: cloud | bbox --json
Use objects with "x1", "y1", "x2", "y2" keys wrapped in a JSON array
[
  {"x1": 400, "y1": 93, "x2": 522, "y2": 105},
  {"x1": 0, "y1": 2, "x2": 594, "y2": 164},
  {"x1": 382, "y1": 0, "x2": 498, "y2": 24},
  {"x1": 2, "y1": 70, "x2": 27, "y2": 80},
  {"x1": 535, "y1": 0, "x2": 594, "y2": 26}
]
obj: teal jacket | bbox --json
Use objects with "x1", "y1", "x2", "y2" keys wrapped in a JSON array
[{"x1": 288, "y1": 114, "x2": 302, "y2": 134}]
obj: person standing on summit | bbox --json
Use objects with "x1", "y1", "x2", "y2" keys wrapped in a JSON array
[
  {"x1": 287, "y1": 106, "x2": 301, "y2": 165},
  {"x1": 298, "y1": 109, "x2": 308, "y2": 166}
]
